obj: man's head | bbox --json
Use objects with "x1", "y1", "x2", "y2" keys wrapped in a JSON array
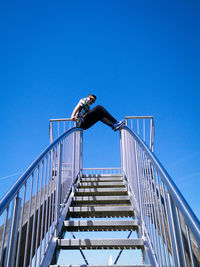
[{"x1": 88, "y1": 94, "x2": 97, "y2": 105}]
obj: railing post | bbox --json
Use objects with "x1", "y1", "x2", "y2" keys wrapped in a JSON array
[
  {"x1": 4, "y1": 196, "x2": 21, "y2": 267},
  {"x1": 49, "y1": 121, "x2": 53, "y2": 143},
  {"x1": 55, "y1": 142, "x2": 62, "y2": 236},
  {"x1": 167, "y1": 193, "x2": 187, "y2": 267},
  {"x1": 150, "y1": 118, "x2": 152, "y2": 151},
  {"x1": 120, "y1": 129, "x2": 126, "y2": 176},
  {"x1": 72, "y1": 132, "x2": 76, "y2": 181},
  {"x1": 134, "y1": 140, "x2": 144, "y2": 236},
  {"x1": 79, "y1": 131, "x2": 83, "y2": 177}
]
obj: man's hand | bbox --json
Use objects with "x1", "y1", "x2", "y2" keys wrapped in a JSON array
[{"x1": 71, "y1": 117, "x2": 77, "y2": 121}]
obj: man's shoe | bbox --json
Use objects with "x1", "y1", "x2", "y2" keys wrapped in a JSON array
[{"x1": 112, "y1": 120, "x2": 125, "y2": 131}]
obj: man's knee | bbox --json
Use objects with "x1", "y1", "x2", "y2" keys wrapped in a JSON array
[{"x1": 96, "y1": 105, "x2": 103, "y2": 109}]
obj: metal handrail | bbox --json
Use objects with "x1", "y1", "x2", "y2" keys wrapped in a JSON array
[
  {"x1": 0, "y1": 127, "x2": 81, "y2": 214},
  {"x1": 121, "y1": 125, "x2": 200, "y2": 240}
]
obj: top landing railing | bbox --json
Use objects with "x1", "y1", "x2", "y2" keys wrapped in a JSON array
[
  {"x1": 49, "y1": 118, "x2": 76, "y2": 143},
  {"x1": 0, "y1": 127, "x2": 83, "y2": 267},
  {"x1": 49, "y1": 116, "x2": 155, "y2": 151},
  {"x1": 125, "y1": 116, "x2": 155, "y2": 151}
]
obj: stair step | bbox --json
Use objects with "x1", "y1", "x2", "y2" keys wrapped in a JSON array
[
  {"x1": 68, "y1": 206, "x2": 134, "y2": 218},
  {"x1": 82, "y1": 174, "x2": 122, "y2": 178},
  {"x1": 81, "y1": 177, "x2": 124, "y2": 182},
  {"x1": 78, "y1": 182, "x2": 125, "y2": 188},
  {"x1": 63, "y1": 219, "x2": 138, "y2": 231},
  {"x1": 72, "y1": 196, "x2": 131, "y2": 204},
  {"x1": 75, "y1": 188, "x2": 128, "y2": 196},
  {"x1": 57, "y1": 238, "x2": 144, "y2": 249},
  {"x1": 50, "y1": 265, "x2": 151, "y2": 267}
]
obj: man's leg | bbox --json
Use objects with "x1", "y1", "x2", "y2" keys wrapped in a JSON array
[{"x1": 81, "y1": 105, "x2": 117, "y2": 129}]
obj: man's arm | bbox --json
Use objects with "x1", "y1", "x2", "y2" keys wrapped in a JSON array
[{"x1": 71, "y1": 103, "x2": 82, "y2": 121}]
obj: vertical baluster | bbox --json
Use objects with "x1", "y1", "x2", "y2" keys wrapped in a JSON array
[
  {"x1": 161, "y1": 181, "x2": 175, "y2": 266},
  {"x1": 0, "y1": 206, "x2": 9, "y2": 266},
  {"x1": 137, "y1": 119, "x2": 139, "y2": 135},
  {"x1": 146, "y1": 160, "x2": 163, "y2": 266},
  {"x1": 29, "y1": 167, "x2": 40, "y2": 267},
  {"x1": 34, "y1": 160, "x2": 45, "y2": 267},
  {"x1": 39, "y1": 156, "x2": 48, "y2": 264},
  {"x1": 23, "y1": 173, "x2": 34, "y2": 267},
  {"x1": 166, "y1": 193, "x2": 181, "y2": 267},
  {"x1": 150, "y1": 119, "x2": 152, "y2": 151},
  {"x1": 185, "y1": 225, "x2": 195, "y2": 267},
  {"x1": 139, "y1": 150, "x2": 151, "y2": 242},
  {"x1": 4, "y1": 195, "x2": 21, "y2": 267},
  {"x1": 16, "y1": 183, "x2": 27, "y2": 267},
  {"x1": 155, "y1": 172, "x2": 171, "y2": 266},
  {"x1": 134, "y1": 140, "x2": 144, "y2": 236},
  {"x1": 144, "y1": 155, "x2": 158, "y2": 260},
  {"x1": 175, "y1": 207, "x2": 187, "y2": 267},
  {"x1": 57, "y1": 121, "x2": 59, "y2": 138},
  {"x1": 47, "y1": 151, "x2": 53, "y2": 246},
  {"x1": 131, "y1": 119, "x2": 133, "y2": 130},
  {"x1": 55, "y1": 142, "x2": 63, "y2": 236},
  {"x1": 51, "y1": 147, "x2": 57, "y2": 233}
]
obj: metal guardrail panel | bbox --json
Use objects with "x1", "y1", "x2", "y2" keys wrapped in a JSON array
[
  {"x1": 120, "y1": 126, "x2": 200, "y2": 266},
  {"x1": 0, "y1": 127, "x2": 83, "y2": 267}
]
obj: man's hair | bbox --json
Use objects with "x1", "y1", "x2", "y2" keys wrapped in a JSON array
[{"x1": 88, "y1": 94, "x2": 97, "y2": 101}]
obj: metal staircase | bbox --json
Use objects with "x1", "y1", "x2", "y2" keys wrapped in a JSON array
[
  {"x1": 0, "y1": 117, "x2": 199, "y2": 267},
  {"x1": 50, "y1": 173, "x2": 149, "y2": 267}
]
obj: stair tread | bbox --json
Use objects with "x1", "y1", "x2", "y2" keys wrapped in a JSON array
[
  {"x1": 75, "y1": 188, "x2": 128, "y2": 196},
  {"x1": 63, "y1": 219, "x2": 138, "y2": 231},
  {"x1": 68, "y1": 206, "x2": 134, "y2": 218},
  {"x1": 81, "y1": 177, "x2": 124, "y2": 182},
  {"x1": 78, "y1": 182, "x2": 125, "y2": 188},
  {"x1": 82, "y1": 174, "x2": 122, "y2": 178},
  {"x1": 50, "y1": 265, "x2": 151, "y2": 267},
  {"x1": 73, "y1": 196, "x2": 130, "y2": 201},
  {"x1": 72, "y1": 196, "x2": 130, "y2": 204},
  {"x1": 57, "y1": 238, "x2": 144, "y2": 249},
  {"x1": 76, "y1": 188, "x2": 127, "y2": 192},
  {"x1": 69, "y1": 206, "x2": 133, "y2": 212}
]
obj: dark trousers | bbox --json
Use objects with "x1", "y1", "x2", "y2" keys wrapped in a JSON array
[{"x1": 80, "y1": 105, "x2": 117, "y2": 130}]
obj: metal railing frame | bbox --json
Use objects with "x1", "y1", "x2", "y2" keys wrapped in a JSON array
[
  {"x1": 120, "y1": 126, "x2": 200, "y2": 267},
  {"x1": 49, "y1": 117, "x2": 155, "y2": 149},
  {"x1": 49, "y1": 118, "x2": 76, "y2": 143},
  {"x1": 125, "y1": 116, "x2": 155, "y2": 152},
  {"x1": 0, "y1": 127, "x2": 83, "y2": 267}
]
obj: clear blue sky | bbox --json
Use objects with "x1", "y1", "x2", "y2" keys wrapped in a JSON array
[{"x1": 0, "y1": 0, "x2": 199, "y2": 255}]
